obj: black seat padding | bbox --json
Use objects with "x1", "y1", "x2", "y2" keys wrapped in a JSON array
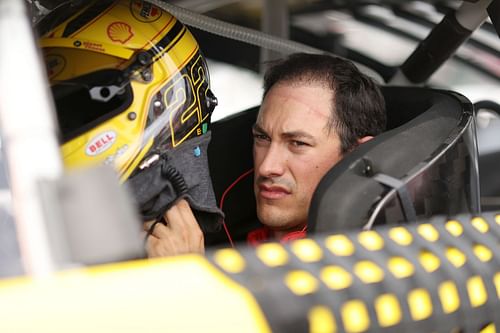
[
  {"x1": 309, "y1": 86, "x2": 480, "y2": 234},
  {"x1": 207, "y1": 108, "x2": 259, "y2": 245}
]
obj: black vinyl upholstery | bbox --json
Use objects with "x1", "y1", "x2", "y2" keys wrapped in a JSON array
[
  {"x1": 207, "y1": 108, "x2": 259, "y2": 245},
  {"x1": 309, "y1": 86, "x2": 480, "y2": 233}
]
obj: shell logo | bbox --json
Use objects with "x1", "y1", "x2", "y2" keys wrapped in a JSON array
[
  {"x1": 107, "y1": 22, "x2": 134, "y2": 44},
  {"x1": 131, "y1": 1, "x2": 162, "y2": 22},
  {"x1": 85, "y1": 131, "x2": 117, "y2": 156}
]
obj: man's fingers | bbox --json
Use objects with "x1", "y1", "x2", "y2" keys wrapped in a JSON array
[
  {"x1": 146, "y1": 233, "x2": 174, "y2": 258},
  {"x1": 164, "y1": 199, "x2": 199, "y2": 231},
  {"x1": 145, "y1": 221, "x2": 170, "y2": 239},
  {"x1": 142, "y1": 199, "x2": 205, "y2": 258},
  {"x1": 143, "y1": 220, "x2": 154, "y2": 232}
]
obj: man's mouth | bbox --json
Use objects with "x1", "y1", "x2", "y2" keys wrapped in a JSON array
[{"x1": 258, "y1": 184, "x2": 291, "y2": 200}]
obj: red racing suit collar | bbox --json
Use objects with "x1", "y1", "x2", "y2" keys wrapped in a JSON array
[{"x1": 247, "y1": 226, "x2": 307, "y2": 246}]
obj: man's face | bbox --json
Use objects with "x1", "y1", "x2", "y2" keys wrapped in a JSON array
[{"x1": 253, "y1": 82, "x2": 343, "y2": 232}]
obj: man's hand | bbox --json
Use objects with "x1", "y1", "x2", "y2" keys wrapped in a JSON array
[{"x1": 144, "y1": 199, "x2": 204, "y2": 258}]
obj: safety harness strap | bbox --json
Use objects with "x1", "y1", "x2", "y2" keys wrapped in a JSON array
[{"x1": 373, "y1": 173, "x2": 417, "y2": 223}]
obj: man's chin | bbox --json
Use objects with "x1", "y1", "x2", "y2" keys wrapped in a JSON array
[{"x1": 256, "y1": 204, "x2": 292, "y2": 228}]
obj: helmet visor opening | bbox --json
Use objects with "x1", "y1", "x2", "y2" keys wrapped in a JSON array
[{"x1": 52, "y1": 69, "x2": 133, "y2": 143}]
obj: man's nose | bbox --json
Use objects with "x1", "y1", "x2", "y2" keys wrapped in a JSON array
[{"x1": 257, "y1": 144, "x2": 286, "y2": 178}]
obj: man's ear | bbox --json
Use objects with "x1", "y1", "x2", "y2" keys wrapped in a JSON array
[{"x1": 357, "y1": 136, "x2": 373, "y2": 144}]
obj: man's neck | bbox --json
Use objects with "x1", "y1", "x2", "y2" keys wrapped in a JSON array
[{"x1": 271, "y1": 224, "x2": 307, "y2": 239}]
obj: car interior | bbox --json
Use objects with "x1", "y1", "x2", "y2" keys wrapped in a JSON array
[
  {"x1": 0, "y1": 1, "x2": 498, "y2": 332},
  {"x1": 206, "y1": 85, "x2": 480, "y2": 245}
]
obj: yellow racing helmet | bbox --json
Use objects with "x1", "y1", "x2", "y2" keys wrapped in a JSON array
[
  {"x1": 38, "y1": 0, "x2": 223, "y2": 228},
  {"x1": 39, "y1": 0, "x2": 217, "y2": 179}
]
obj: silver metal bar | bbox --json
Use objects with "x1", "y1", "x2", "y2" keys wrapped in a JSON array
[
  {"x1": 0, "y1": 0, "x2": 63, "y2": 277},
  {"x1": 149, "y1": 0, "x2": 383, "y2": 82},
  {"x1": 390, "y1": 0, "x2": 492, "y2": 85},
  {"x1": 260, "y1": 0, "x2": 289, "y2": 72},
  {"x1": 456, "y1": 0, "x2": 492, "y2": 30},
  {"x1": 171, "y1": 0, "x2": 240, "y2": 12}
]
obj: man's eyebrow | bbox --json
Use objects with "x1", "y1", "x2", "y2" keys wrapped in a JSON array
[
  {"x1": 253, "y1": 123, "x2": 316, "y2": 141},
  {"x1": 282, "y1": 131, "x2": 315, "y2": 141},
  {"x1": 252, "y1": 123, "x2": 265, "y2": 133}
]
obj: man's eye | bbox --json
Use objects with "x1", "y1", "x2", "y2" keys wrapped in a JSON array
[
  {"x1": 291, "y1": 140, "x2": 309, "y2": 147},
  {"x1": 253, "y1": 133, "x2": 269, "y2": 141}
]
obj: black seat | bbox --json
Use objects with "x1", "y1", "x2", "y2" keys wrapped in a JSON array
[
  {"x1": 206, "y1": 86, "x2": 481, "y2": 244},
  {"x1": 207, "y1": 107, "x2": 259, "y2": 245},
  {"x1": 309, "y1": 86, "x2": 480, "y2": 233}
]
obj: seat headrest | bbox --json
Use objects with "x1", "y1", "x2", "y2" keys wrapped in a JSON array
[{"x1": 308, "y1": 86, "x2": 479, "y2": 234}]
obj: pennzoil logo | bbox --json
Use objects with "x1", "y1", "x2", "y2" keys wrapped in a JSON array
[
  {"x1": 131, "y1": 1, "x2": 162, "y2": 22},
  {"x1": 107, "y1": 22, "x2": 134, "y2": 44},
  {"x1": 45, "y1": 54, "x2": 66, "y2": 79},
  {"x1": 73, "y1": 40, "x2": 106, "y2": 53}
]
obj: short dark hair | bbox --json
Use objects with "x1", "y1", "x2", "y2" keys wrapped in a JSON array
[{"x1": 263, "y1": 53, "x2": 386, "y2": 153}]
